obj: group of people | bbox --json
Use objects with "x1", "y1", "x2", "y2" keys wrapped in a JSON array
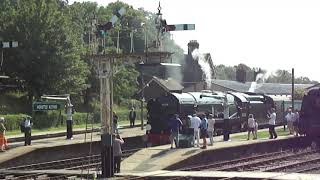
[
  {"x1": 247, "y1": 108, "x2": 279, "y2": 140},
  {"x1": 0, "y1": 116, "x2": 33, "y2": 152},
  {"x1": 285, "y1": 108, "x2": 300, "y2": 136},
  {"x1": 168, "y1": 113, "x2": 216, "y2": 149},
  {"x1": 168, "y1": 107, "x2": 285, "y2": 149}
]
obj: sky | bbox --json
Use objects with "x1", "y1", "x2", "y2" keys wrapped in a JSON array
[{"x1": 69, "y1": 0, "x2": 320, "y2": 82}]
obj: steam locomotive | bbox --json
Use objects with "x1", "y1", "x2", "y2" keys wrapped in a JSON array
[
  {"x1": 146, "y1": 91, "x2": 287, "y2": 145},
  {"x1": 299, "y1": 88, "x2": 320, "y2": 137}
]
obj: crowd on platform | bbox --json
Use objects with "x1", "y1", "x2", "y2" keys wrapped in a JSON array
[{"x1": 167, "y1": 106, "x2": 301, "y2": 150}]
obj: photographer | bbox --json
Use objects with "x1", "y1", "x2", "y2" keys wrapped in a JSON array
[{"x1": 113, "y1": 134, "x2": 124, "y2": 173}]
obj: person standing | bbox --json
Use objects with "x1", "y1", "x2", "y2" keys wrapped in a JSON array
[
  {"x1": 199, "y1": 114, "x2": 208, "y2": 149},
  {"x1": 285, "y1": 108, "x2": 295, "y2": 135},
  {"x1": 113, "y1": 112, "x2": 119, "y2": 133},
  {"x1": 0, "y1": 117, "x2": 8, "y2": 152},
  {"x1": 247, "y1": 114, "x2": 255, "y2": 140},
  {"x1": 169, "y1": 114, "x2": 183, "y2": 149},
  {"x1": 268, "y1": 108, "x2": 277, "y2": 139},
  {"x1": 113, "y1": 134, "x2": 124, "y2": 173},
  {"x1": 66, "y1": 102, "x2": 74, "y2": 140},
  {"x1": 207, "y1": 114, "x2": 215, "y2": 146},
  {"x1": 129, "y1": 108, "x2": 136, "y2": 128},
  {"x1": 186, "y1": 115, "x2": 192, "y2": 128},
  {"x1": 254, "y1": 119, "x2": 259, "y2": 139},
  {"x1": 24, "y1": 117, "x2": 32, "y2": 146},
  {"x1": 190, "y1": 114, "x2": 201, "y2": 147},
  {"x1": 293, "y1": 109, "x2": 300, "y2": 136}
]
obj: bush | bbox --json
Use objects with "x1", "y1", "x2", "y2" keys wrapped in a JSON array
[
  {"x1": 0, "y1": 114, "x2": 28, "y2": 131},
  {"x1": 0, "y1": 105, "x2": 147, "y2": 131},
  {"x1": 33, "y1": 111, "x2": 97, "y2": 129}
]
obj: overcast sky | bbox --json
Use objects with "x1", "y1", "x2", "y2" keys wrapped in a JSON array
[{"x1": 70, "y1": 0, "x2": 320, "y2": 81}]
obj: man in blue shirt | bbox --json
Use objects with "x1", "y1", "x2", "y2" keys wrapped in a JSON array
[
  {"x1": 169, "y1": 114, "x2": 183, "y2": 149},
  {"x1": 200, "y1": 114, "x2": 208, "y2": 149}
]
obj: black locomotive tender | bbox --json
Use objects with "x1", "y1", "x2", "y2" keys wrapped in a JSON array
[
  {"x1": 146, "y1": 90, "x2": 289, "y2": 145},
  {"x1": 299, "y1": 87, "x2": 320, "y2": 137}
]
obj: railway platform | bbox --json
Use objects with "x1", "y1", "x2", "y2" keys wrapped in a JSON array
[
  {"x1": 0, "y1": 124, "x2": 146, "y2": 166},
  {"x1": 120, "y1": 170, "x2": 320, "y2": 180},
  {"x1": 121, "y1": 132, "x2": 306, "y2": 173}
]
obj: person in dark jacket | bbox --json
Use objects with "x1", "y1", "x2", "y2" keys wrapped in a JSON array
[
  {"x1": 129, "y1": 108, "x2": 136, "y2": 128},
  {"x1": 199, "y1": 114, "x2": 208, "y2": 149},
  {"x1": 113, "y1": 112, "x2": 118, "y2": 133},
  {"x1": 24, "y1": 117, "x2": 32, "y2": 146},
  {"x1": 113, "y1": 134, "x2": 124, "y2": 173},
  {"x1": 169, "y1": 114, "x2": 183, "y2": 149}
]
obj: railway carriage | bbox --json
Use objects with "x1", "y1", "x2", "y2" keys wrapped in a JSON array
[{"x1": 146, "y1": 91, "x2": 286, "y2": 145}]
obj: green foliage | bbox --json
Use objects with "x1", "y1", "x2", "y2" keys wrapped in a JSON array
[
  {"x1": 0, "y1": 0, "x2": 89, "y2": 101},
  {"x1": 214, "y1": 64, "x2": 236, "y2": 80},
  {"x1": 215, "y1": 65, "x2": 318, "y2": 84},
  {"x1": 266, "y1": 69, "x2": 318, "y2": 84},
  {"x1": 293, "y1": 88, "x2": 305, "y2": 100},
  {"x1": 0, "y1": 114, "x2": 28, "y2": 131},
  {"x1": 113, "y1": 64, "x2": 139, "y2": 104},
  {"x1": 0, "y1": 92, "x2": 29, "y2": 114},
  {"x1": 32, "y1": 111, "x2": 98, "y2": 129}
]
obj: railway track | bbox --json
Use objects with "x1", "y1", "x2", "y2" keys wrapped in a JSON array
[
  {"x1": 0, "y1": 172, "x2": 95, "y2": 180},
  {"x1": 174, "y1": 148, "x2": 320, "y2": 173},
  {"x1": 125, "y1": 148, "x2": 320, "y2": 180},
  {"x1": 6, "y1": 148, "x2": 141, "y2": 171},
  {"x1": 0, "y1": 148, "x2": 141, "y2": 180}
]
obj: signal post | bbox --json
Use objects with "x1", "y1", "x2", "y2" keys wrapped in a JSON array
[{"x1": 93, "y1": 53, "x2": 144, "y2": 178}]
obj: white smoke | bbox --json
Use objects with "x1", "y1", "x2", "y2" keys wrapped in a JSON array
[
  {"x1": 248, "y1": 82, "x2": 257, "y2": 93},
  {"x1": 249, "y1": 73, "x2": 264, "y2": 92},
  {"x1": 248, "y1": 71, "x2": 274, "y2": 92},
  {"x1": 191, "y1": 48, "x2": 212, "y2": 89}
]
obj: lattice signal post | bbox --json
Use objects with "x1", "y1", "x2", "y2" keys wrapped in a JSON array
[
  {"x1": 92, "y1": 2, "x2": 195, "y2": 177},
  {"x1": 92, "y1": 53, "x2": 144, "y2": 177}
]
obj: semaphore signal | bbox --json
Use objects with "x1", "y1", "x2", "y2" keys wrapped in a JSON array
[
  {"x1": 1, "y1": 41, "x2": 19, "y2": 73},
  {"x1": 155, "y1": 2, "x2": 195, "y2": 49}
]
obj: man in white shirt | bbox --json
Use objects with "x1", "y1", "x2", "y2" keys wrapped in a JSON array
[
  {"x1": 247, "y1": 114, "x2": 256, "y2": 140},
  {"x1": 207, "y1": 114, "x2": 215, "y2": 145},
  {"x1": 190, "y1": 114, "x2": 201, "y2": 147},
  {"x1": 268, "y1": 108, "x2": 277, "y2": 139},
  {"x1": 285, "y1": 108, "x2": 295, "y2": 135},
  {"x1": 24, "y1": 117, "x2": 32, "y2": 146}
]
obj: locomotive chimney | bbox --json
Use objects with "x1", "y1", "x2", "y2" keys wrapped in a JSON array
[{"x1": 188, "y1": 40, "x2": 199, "y2": 55}]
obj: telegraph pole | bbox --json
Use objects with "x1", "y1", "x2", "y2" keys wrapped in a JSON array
[
  {"x1": 99, "y1": 58, "x2": 113, "y2": 177},
  {"x1": 292, "y1": 68, "x2": 295, "y2": 110}
]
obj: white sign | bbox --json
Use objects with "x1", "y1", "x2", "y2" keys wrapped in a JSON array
[
  {"x1": 2, "y1": 42, "x2": 10, "y2": 48},
  {"x1": 12, "y1": 41, "x2": 18, "y2": 48}
]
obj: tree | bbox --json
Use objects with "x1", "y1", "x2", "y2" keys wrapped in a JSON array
[
  {"x1": 0, "y1": 0, "x2": 89, "y2": 107},
  {"x1": 214, "y1": 64, "x2": 236, "y2": 80},
  {"x1": 293, "y1": 88, "x2": 305, "y2": 100},
  {"x1": 68, "y1": 1, "x2": 184, "y2": 105},
  {"x1": 266, "y1": 69, "x2": 318, "y2": 84}
]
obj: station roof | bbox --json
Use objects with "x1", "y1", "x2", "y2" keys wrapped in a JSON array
[
  {"x1": 135, "y1": 76, "x2": 184, "y2": 101},
  {"x1": 212, "y1": 79, "x2": 314, "y2": 95},
  {"x1": 171, "y1": 92, "x2": 224, "y2": 105}
]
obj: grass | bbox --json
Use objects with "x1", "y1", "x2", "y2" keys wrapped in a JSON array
[{"x1": 232, "y1": 127, "x2": 291, "y2": 140}]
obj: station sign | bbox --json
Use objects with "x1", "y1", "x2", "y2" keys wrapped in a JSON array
[{"x1": 33, "y1": 102, "x2": 62, "y2": 111}]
